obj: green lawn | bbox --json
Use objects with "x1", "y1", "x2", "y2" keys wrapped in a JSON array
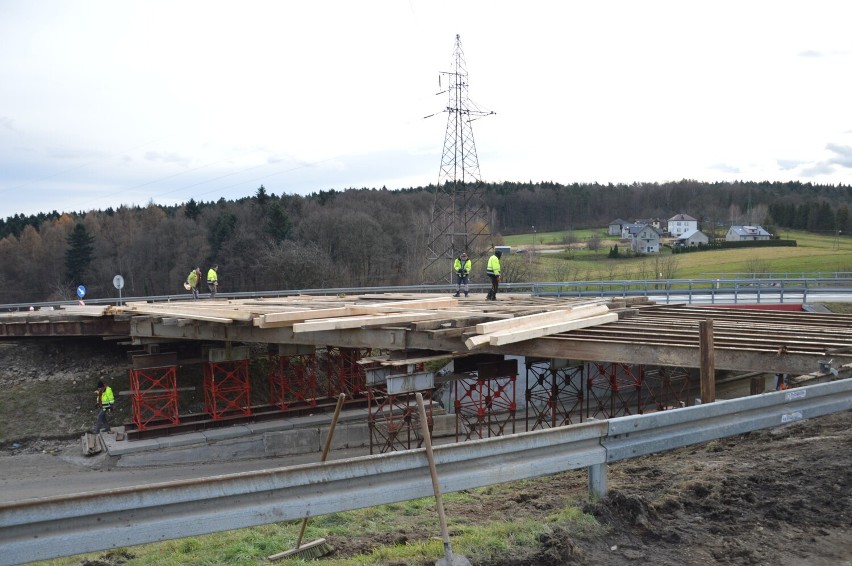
[{"x1": 500, "y1": 229, "x2": 852, "y2": 281}]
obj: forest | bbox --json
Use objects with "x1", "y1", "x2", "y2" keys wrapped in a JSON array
[{"x1": 0, "y1": 179, "x2": 849, "y2": 304}]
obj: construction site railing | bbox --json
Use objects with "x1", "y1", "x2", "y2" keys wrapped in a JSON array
[
  {"x1": 3, "y1": 277, "x2": 852, "y2": 312},
  {"x1": 1, "y1": 378, "x2": 849, "y2": 565}
]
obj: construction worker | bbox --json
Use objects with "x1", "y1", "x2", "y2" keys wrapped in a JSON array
[
  {"x1": 94, "y1": 380, "x2": 114, "y2": 433},
  {"x1": 453, "y1": 252, "x2": 471, "y2": 297},
  {"x1": 207, "y1": 264, "x2": 218, "y2": 299},
  {"x1": 486, "y1": 250, "x2": 502, "y2": 301},
  {"x1": 186, "y1": 266, "x2": 201, "y2": 300}
]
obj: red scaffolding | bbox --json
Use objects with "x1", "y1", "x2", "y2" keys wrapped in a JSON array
[
  {"x1": 268, "y1": 346, "x2": 318, "y2": 410},
  {"x1": 128, "y1": 352, "x2": 179, "y2": 431},
  {"x1": 203, "y1": 355, "x2": 251, "y2": 420},
  {"x1": 365, "y1": 364, "x2": 432, "y2": 453},
  {"x1": 455, "y1": 359, "x2": 517, "y2": 441},
  {"x1": 585, "y1": 361, "x2": 644, "y2": 419},
  {"x1": 642, "y1": 366, "x2": 694, "y2": 410},
  {"x1": 322, "y1": 347, "x2": 370, "y2": 399},
  {"x1": 524, "y1": 359, "x2": 585, "y2": 430}
]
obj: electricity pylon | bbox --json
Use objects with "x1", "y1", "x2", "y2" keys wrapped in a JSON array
[{"x1": 423, "y1": 34, "x2": 495, "y2": 284}]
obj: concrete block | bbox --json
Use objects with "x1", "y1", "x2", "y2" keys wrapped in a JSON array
[
  {"x1": 432, "y1": 414, "x2": 457, "y2": 438},
  {"x1": 202, "y1": 425, "x2": 253, "y2": 442},
  {"x1": 244, "y1": 419, "x2": 296, "y2": 434},
  {"x1": 264, "y1": 428, "x2": 321, "y2": 457},
  {"x1": 326, "y1": 422, "x2": 369, "y2": 450}
]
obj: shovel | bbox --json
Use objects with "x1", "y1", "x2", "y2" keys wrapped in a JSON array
[{"x1": 415, "y1": 393, "x2": 471, "y2": 566}]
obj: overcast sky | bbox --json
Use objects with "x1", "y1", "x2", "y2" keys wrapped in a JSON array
[{"x1": 1, "y1": 0, "x2": 851, "y2": 217}]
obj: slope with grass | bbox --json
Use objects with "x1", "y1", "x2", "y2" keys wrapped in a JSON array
[{"x1": 502, "y1": 229, "x2": 852, "y2": 282}]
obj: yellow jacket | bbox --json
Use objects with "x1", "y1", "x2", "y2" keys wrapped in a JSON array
[{"x1": 486, "y1": 254, "x2": 501, "y2": 276}]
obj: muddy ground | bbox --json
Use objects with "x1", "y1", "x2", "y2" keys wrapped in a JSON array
[
  {"x1": 1, "y1": 338, "x2": 850, "y2": 565},
  {"x1": 323, "y1": 409, "x2": 851, "y2": 566}
]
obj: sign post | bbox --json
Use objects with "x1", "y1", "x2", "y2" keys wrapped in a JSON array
[{"x1": 113, "y1": 275, "x2": 125, "y2": 306}]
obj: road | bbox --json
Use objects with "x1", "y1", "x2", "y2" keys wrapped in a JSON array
[{"x1": 0, "y1": 441, "x2": 374, "y2": 504}]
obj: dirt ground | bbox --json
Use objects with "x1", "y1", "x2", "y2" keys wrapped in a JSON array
[
  {"x1": 1, "y1": 339, "x2": 850, "y2": 566},
  {"x1": 321, "y1": 409, "x2": 851, "y2": 566}
]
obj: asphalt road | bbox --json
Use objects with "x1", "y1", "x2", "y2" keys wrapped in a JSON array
[{"x1": 0, "y1": 441, "x2": 374, "y2": 504}]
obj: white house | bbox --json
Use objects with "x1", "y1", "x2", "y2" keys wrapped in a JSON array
[
  {"x1": 628, "y1": 224, "x2": 662, "y2": 253},
  {"x1": 668, "y1": 213, "x2": 698, "y2": 237},
  {"x1": 676, "y1": 229, "x2": 709, "y2": 247},
  {"x1": 726, "y1": 226, "x2": 772, "y2": 241}
]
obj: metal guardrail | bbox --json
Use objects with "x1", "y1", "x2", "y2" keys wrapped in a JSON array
[
  {"x1": 1, "y1": 378, "x2": 850, "y2": 565},
  {"x1": 3, "y1": 277, "x2": 852, "y2": 312}
]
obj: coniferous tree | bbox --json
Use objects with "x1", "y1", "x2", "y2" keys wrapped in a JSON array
[
  {"x1": 65, "y1": 223, "x2": 95, "y2": 284},
  {"x1": 184, "y1": 198, "x2": 201, "y2": 220}
]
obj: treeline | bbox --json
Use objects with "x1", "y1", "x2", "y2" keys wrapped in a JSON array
[{"x1": 0, "y1": 180, "x2": 849, "y2": 303}]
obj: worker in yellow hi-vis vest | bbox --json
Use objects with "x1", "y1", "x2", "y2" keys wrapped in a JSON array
[
  {"x1": 207, "y1": 264, "x2": 219, "y2": 299},
  {"x1": 486, "y1": 250, "x2": 502, "y2": 301},
  {"x1": 453, "y1": 252, "x2": 471, "y2": 297},
  {"x1": 94, "y1": 380, "x2": 114, "y2": 433}
]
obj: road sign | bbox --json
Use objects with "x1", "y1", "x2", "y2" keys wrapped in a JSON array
[
  {"x1": 76, "y1": 285, "x2": 86, "y2": 299},
  {"x1": 113, "y1": 275, "x2": 125, "y2": 290}
]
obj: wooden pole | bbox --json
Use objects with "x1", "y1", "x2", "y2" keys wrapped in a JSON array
[{"x1": 699, "y1": 319, "x2": 715, "y2": 403}]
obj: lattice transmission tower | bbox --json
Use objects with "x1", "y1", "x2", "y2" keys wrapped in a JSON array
[{"x1": 423, "y1": 34, "x2": 495, "y2": 284}]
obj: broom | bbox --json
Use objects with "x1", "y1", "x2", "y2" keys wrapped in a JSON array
[{"x1": 268, "y1": 393, "x2": 345, "y2": 561}]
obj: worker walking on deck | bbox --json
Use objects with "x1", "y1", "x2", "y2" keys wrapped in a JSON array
[
  {"x1": 207, "y1": 264, "x2": 218, "y2": 299},
  {"x1": 186, "y1": 266, "x2": 201, "y2": 299},
  {"x1": 486, "y1": 250, "x2": 502, "y2": 301},
  {"x1": 94, "y1": 380, "x2": 114, "y2": 433},
  {"x1": 453, "y1": 252, "x2": 471, "y2": 297}
]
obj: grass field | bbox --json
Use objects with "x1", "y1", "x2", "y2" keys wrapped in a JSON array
[{"x1": 501, "y1": 229, "x2": 852, "y2": 282}]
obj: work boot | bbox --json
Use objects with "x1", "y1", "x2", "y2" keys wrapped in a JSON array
[
  {"x1": 453, "y1": 292, "x2": 460, "y2": 297},
  {"x1": 464, "y1": 292, "x2": 468, "y2": 297}
]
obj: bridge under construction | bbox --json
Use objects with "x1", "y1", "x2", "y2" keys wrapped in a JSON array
[{"x1": 1, "y1": 293, "x2": 851, "y2": 451}]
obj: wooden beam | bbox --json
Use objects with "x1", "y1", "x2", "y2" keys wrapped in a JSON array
[
  {"x1": 292, "y1": 311, "x2": 446, "y2": 333},
  {"x1": 466, "y1": 312, "x2": 618, "y2": 349},
  {"x1": 700, "y1": 319, "x2": 715, "y2": 403},
  {"x1": 255, "y1": 306, "x2": 371, "y2": 327}
]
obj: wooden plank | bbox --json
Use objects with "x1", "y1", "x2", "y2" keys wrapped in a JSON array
[
  {"x1": 475, "y1": 303, "x2": 608, "y2": 334},
  {"x1": 118, "y1": 304, "x2": 246, "y2": 322},
  {"x1": 356, "y1": 297, "x2": 460, "y2": 310},
  {"x1": 57, "y1": 306, "x2": 110, "y2": 316},
  {"x1": 486, "y1": 312, "x2": 619, "y2": 347},
  {"x1": 292, "y1": 311, "x2": 447, "y2": 333},
  {"x1": 255, "y1": 306, "x2": 370, "y2": 327}
]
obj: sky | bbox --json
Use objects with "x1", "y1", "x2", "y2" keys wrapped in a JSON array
[{"x1": 1, "y1": 0, "x2": 851, "y2": 217}]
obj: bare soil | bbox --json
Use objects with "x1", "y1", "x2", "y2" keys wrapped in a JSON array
[{"x1": 1, "y1": 338, "x2": 850, "y2": 566}]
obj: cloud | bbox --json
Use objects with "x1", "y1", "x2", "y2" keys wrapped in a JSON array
[
  {"x1": 825, "y1": 143, "x2": 852, "y2": 168},
  {"x1": 776, "y1": 159, "x2": 803, "y2": 171},
  {"x1": 144, "y1": 151, "x2": 190, "y2": 165},
  {"x1": 709, "y1": 163, "x2": 740, "y2": 174},
  {"x1": 800, "y1": 162, "x2": 836, "y2": 177},
  {"x1": 0, "y1": 117, "x2": 17, "y2": 132}
]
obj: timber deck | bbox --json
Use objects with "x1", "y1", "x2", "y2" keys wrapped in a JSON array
[{"x1": 2, "y1": 293, "x2": 852, "y2": 374}]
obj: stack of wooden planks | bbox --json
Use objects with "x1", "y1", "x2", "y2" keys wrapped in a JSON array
[
  {"x1": 463, "y1": 300, "x2": 618, "y2": 349},
  {"x1": 109, "y1": 294, "x2": 633, "y2": 350}
]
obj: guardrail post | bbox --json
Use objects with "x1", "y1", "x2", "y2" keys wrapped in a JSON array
[{"x1": 588, "y1": 463, "x2": 608, "y2": 498}]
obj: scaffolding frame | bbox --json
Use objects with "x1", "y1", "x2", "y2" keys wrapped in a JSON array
[
  {"x1": 203, "y1": 359, "x2": 251, "y2": 420},
  {"x1": 128, "y1": 365, "x2": 180, "y2": 430}
]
